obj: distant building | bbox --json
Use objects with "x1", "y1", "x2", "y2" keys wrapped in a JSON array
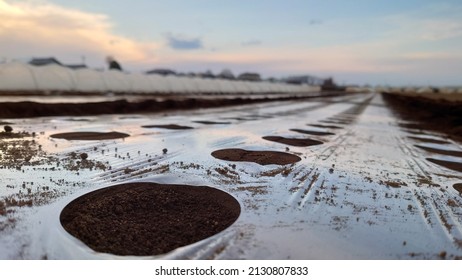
[
  {"x1": 237, "y1": 72, "x2": 261, "y2": 81},
  {"x1": 321, "y1": 77, "x2": 346, "y2": 92},
  {"x1": 29, "y1": 57, "x2": 62, "y2": 66},
  {"x1": 146, "y1": 69, "x2": 177, "y2": 76}
]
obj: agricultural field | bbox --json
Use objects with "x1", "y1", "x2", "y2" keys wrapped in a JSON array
[{"x1": 0, "y1": 92, "x2": 461, "y2": 259}]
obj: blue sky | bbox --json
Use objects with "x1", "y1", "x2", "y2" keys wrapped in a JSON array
[{"x1": 1, "y1": 0, "x2": 461, "y2": 86}]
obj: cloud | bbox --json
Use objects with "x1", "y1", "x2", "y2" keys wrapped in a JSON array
[
  {"x1": 383, "y1": 3, "x2": 462, "y2": 42},
  {"x1": 0, "y1": 0, "x2": 158, "y2": 65},
  {"x1": 420, "y1": 20, "x2": 462, "y2": 41},
  {"x1": 166, "y1": 34, "x2": 203, "y2": 50},
  {"x1": 241, "y1": 39, "x2": 262, "y2": 46}
]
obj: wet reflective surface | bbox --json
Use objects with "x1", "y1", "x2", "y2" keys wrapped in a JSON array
[{"x1": 1, "y1": 92, "x2": 462, "y2": 259}]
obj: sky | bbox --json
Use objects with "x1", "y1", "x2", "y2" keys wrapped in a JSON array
[{"x1": 1, "y1": 0, "x2": 461, "y2": 86}]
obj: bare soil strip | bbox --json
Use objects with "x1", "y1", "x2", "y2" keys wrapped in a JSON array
[
  {"x1": 0, "y1": 94, "x2": 344, "y2": 119},
  {"x1": 382, "y1": 93, "x2": 462, "y2": 140}
]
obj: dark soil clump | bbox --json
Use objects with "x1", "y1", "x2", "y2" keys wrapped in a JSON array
[
  {"x1": 50, "y1": 131, "x2": 129, "y2": 140},
  {"x1": 60, "y1": 182, "x2": 241, "y2": 256},
  {"x1": 262, "y1": 136, "x2": 323, "y2": 147},
  {"x1": 211, "y1": 148, "x2": 301, "y2": 165}
]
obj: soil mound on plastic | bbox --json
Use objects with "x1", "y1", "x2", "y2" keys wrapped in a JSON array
[
  {"x1": 408, "y1": 136, "x2": 450, "y2": 145},
  {"x1": 193, "y1": 121, "x2": 232, "y2": 125},
  {"x1": 454, "y1": 183, "x2": 462, "y2": 195},
  {"x1": 309, "y1": 124, "x2": 343, "y2": 129},
  {"x1": 415, "y1": 145, "x2": 462, "y2": 158},
  {"x1": 142, "y1": 124, "x2": 193, "y2": 130},
  {"x1": 60, "y1": 182, "x2": 241, "y2": 256},
  {"x1": 290, "y1": 128, "x2": 335, "y2": 136},
  {"x1": 50, "y1": 131, "x2": 129, "y2": 140},
  {"x1": 262, "y1": 136, "x2": 323, "y2": 147},
  {"x1": 426, "y1": 158, "x2": 462, "y2": 172},
  {"x1": 212, "y1": 148, "x2": 301, "y2": 165}
]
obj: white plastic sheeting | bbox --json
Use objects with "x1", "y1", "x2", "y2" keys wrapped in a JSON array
[
  {"x1": 0, "y1": 61, "x2": 38, "y2": 91},
  {"x1": 0, "y1": 61, "x2": 320, "y2": 94},
  {"x1": 73, "y1": 68, "x2": 107, "y2": 92}
]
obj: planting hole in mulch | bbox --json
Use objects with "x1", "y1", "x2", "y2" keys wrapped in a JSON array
[
  {"x1": 142, "y1": 124, "x2": 194, "y2": 130},
  {"x1": 60, "y1": 182, "x2": 241, "y2": 256},
  {"x1": 193, "y1": 121, "x2": 232, "y2": 125},
  {"x1": 308, "y1": 124, "x2": 344, "y2": 129},
  {"x1": 426, "y1": 158, "x2": 462, "y2": 172},
  {"x1": 415, "y1": 145, "x2": 462, "y2": 158},
  {"x1": 290, "y1": 128, "x2": 335, "y2": 136},
  {"x1": 453, "y1": 183, "x2": 462, "y2": 195},
  {"x1": 211, "y1": 148, "x2": 301, "y2": 165},
  {"x1": 321, "y1": 119, "x2": 351, "y2": 125},
  {"x1": 49, "y1": 131, "x2": 129, "y2": 140},
  {"x1": 262, "y1": 136, "x2": 323, "y2": 147},
  {"x1": 408, "y1": 136, "x2": 451, "y2": 145}
]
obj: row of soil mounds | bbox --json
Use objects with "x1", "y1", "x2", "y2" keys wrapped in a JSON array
[
  {"x1": 0, "y1": 94, "x2": 342, "y2": 119},
  {"x1": 382, "y1": 92, "x2": 462, "y2": 140}
]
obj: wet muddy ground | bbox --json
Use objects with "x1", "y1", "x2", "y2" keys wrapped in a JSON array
[{"x1": 1, "y1": 92, "x2": 462, "y2": 259}]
